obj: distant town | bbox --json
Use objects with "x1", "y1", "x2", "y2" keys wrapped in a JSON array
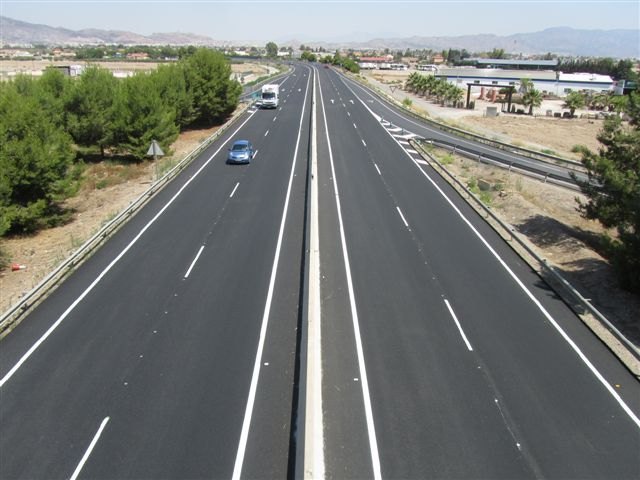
[{"x1": 1, "y1": 42, "x2": 638, "y2": 99}]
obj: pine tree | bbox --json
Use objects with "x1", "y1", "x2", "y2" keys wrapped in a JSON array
[{"x1": 574, "y1": 92, "x2": 640, "y2": 292}]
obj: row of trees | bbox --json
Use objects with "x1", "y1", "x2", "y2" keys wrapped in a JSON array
[
  {"x1": 75, "y1": 45, "x2": 203, "y2": 60},
  {"x1": 0, "y1": 48, "x2": 242, "y2": 236},
  {"x1": 404, "y1": 73, "x2": 465, "y2": 107},
  {"x1": 319, "y1": 53, "x2": 360, "y2": 73}
]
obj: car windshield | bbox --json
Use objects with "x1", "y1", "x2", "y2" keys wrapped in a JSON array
[
  {"x1": 232, "y1": 144, "x2": 248, "y2": 151},
  {"x1": 263, "y1": 92, "x2": 275, "y2": 99}
]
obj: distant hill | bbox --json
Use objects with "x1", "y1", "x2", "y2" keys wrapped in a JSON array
[
  {"x1": 0, "y1": 16, "x2": 222, "y2": 46},
  {"x1": 293, "y1": 27, "x2": 639, "y2": 59},
  {"x1": 1, "y1": 16, "x2": 638, "y2": 58}
]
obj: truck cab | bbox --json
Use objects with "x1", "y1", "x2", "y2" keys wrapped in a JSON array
[{"x1": 261, "y1": 84, "x2": 279, "y2": 109}]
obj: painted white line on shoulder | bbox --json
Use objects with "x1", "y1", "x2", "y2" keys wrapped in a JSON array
[
  {"x1": 318, "y1": 71, "x2": 382, "y2": 480},
  {"x1": 416, "y1": 159, "x2": 429, "y2": 165},
  {"x1": 232, "y1": 66, "x2": 312, "y2": 480},
  {"x1": 0, "y1": 110, "x2": 258, "y2": 389},
  {"x1": 406, "y1": 149, "x2": 418, "y2": 154},
  {"x1": 184, "y1": 245, "x2": 205, "y2": 279},
  {"x1": 69, "y1": 417, "x2": 110, "y2": 480},
  {"x1": 396, "y1": 207, "x2": 410, "y2": 229},
  {"x1": 230, "y1": 182, "x2": 240, "y2": 198},
  {"x1": 444, "y1": 299, "x2": 473, "y2": 351}
]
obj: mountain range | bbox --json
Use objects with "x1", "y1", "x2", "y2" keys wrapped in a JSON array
[{"x1": 1, "y1": 16, "x2": 638, "y2": 58}]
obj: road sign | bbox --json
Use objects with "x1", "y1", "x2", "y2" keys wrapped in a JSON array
[{"x1": 146, "y1": 139, "x2": 164, "y2": 158}]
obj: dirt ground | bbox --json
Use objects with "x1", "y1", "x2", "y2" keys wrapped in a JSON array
[{"x1": 2, "y1": 70, "x2": 639, "y2": 362}]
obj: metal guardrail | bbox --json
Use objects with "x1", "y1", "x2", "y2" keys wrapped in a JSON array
[
  {"x1": 342, "y1": 72, "x2": 586, "y2": 173},
  {"x1": 0, "y1": 102, "x2": 253, "y2": 336},
  {"x1": 410, "y1": 139, "x2": 640, "y2": 366},
  {"x1": 240, "y1": 65, "x2": 293, "y2": 101},
  {"x1": 418, "y1": 138, "x2": 580, "y2": 191}
]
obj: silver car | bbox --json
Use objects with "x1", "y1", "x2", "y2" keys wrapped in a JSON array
[{"x1": 226, "y1": 140, "x2": 254, "y2": 164}]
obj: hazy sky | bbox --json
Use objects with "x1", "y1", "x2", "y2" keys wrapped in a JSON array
[{"x1": 1, "y1": 0, "x2": 639, "y2": 43}]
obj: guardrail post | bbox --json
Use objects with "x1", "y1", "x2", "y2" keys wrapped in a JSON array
[{"x1": 544, "y1": 173, "x2": 548, "y2": 183}]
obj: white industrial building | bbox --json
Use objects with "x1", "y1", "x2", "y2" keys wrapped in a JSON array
[{"x1": 435, "y1": 67, "x2": 614, "y2": 97}]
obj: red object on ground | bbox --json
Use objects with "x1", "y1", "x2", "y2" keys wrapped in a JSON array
[{"x1": 11, "y1": 263, "x2": 26, "y2": 271}]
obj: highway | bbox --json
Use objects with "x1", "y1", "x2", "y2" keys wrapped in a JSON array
[{"x1": 1, "y1": 62, "x2": 639, "y2": 479}]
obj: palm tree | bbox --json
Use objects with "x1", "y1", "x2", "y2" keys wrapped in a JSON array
[
  {"x1": 434, "y1": 79, "x2": 449, "y2": 105},
  {"x1": 405, "y1": 72, "x2": 420, "y2": 93},
  {"x1": 522, "y1": 88, "x2": 543, "y2": 115},
  {"x1": 609, "y1": 95, "x2": 629, "y2": 116},
  {"x1": 563, "y1": 91, "x2": 586, "y2": 118},
  {"x1": 444, "y1": 84, "x2": 464, "y2": 107},
  {"x1": 519, "y1": 78, "x2": 534, "y2": 94}
]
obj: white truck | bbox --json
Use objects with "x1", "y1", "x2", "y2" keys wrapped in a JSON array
[{"x1": 261, "y1": 84, "x2": 279, "y2": 109}]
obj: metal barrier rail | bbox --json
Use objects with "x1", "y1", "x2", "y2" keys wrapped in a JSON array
[
  {"x1": 341, "y1": 72, "x2": 585, "y2": 172},
  {"x1": 239, "y1": 65, "x2": 293, "y2": 101},
  {"x1": 410, "y1": 139, "x2": 640, "y2": 365},
  {"x1": 0, "y1": 102, "x2": 253, "y2": 335},
  {"x1": 419, "y1": 138, "x2": 580, "y2": 192}
]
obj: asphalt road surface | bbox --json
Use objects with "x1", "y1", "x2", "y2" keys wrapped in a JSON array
[{"x1": 1, "y1": 63, "x2": 638, "y2": 479}]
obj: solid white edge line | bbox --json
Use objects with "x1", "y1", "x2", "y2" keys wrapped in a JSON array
[
  {"x1": 69, "y1": 416, "x2": 110, "y2": 480},
  {"x1": 444, "y1": 299, "x2": 473, "y2": 351},
  {"x1": 318, "y1": 66, "x2": 383, "y2": 480},
  {"x1": 304, "y1": 67, "x2": 325, "y2": 479},
  {"x1": 396, "y1": 207, "x2": 409, "y2": 228},
  {"x1": 342, "y1": 75, "x2": 640, "y2": 429},
  {"x1": 230, "y1": 182, "x2": 240, "y2": 198},
  {"x1": 231, "y1": 66, "x2": 312, "y2": 480},
  {"x1": 0, "y1": 111, "x2": 257, "y2": 389},
  {"x1": 184, "y1": 245, "x2": 205, "y2": 279}
]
